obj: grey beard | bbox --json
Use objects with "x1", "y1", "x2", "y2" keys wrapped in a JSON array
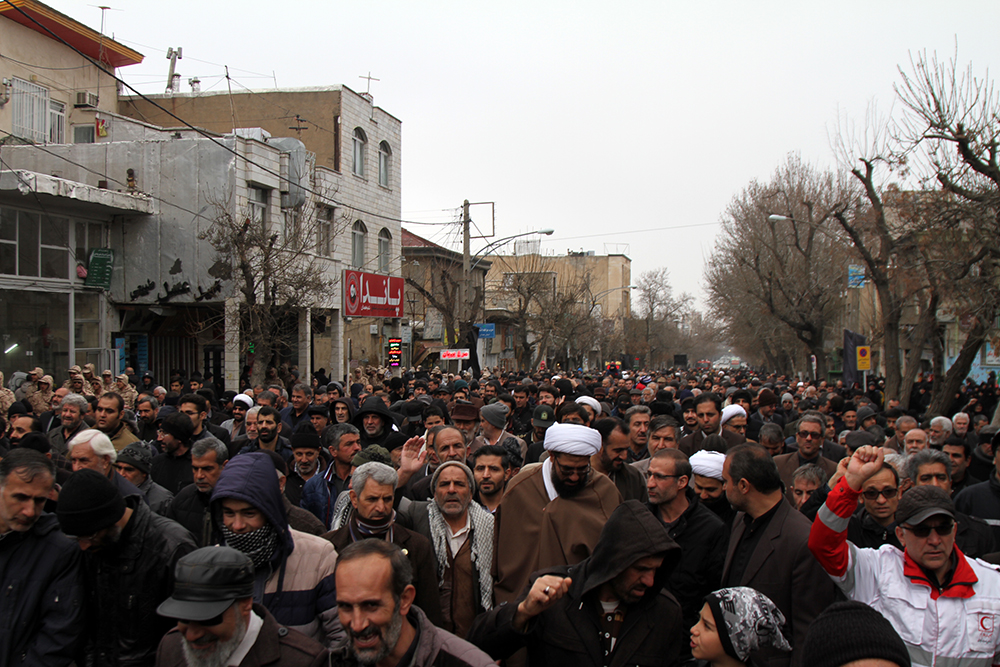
[
  {"x1": 350, "y1": 602, "x2": 403, "y2": 666},
  {"x1": 181, "y1": 608, "x2": 247, "y2": 667}
]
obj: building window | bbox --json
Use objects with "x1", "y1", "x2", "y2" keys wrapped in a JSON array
[
  {"x1": 73, "y1": 124, "x2": 96, "y2": 144},
  {"x1": 11, "y1": 78, "x2": 49, "y2": 144},
  {"x1": 352, "y1": 220, "x2": 367, "y2": 268},
  {"x1": 248, "y1": 186, "x2": 268, "y2": 229},
  {"x1": 49, "y1": 101, "x2": 66, "y2": 144},
  {"x1": 316, "y1": 207, "x2": 334, "y2": 257},
  {"x1": 378, "y1": 228, "x2": 392, "y2": 273},
  {"x1": 378, "y1": 141, "x2": 391, "y2": 187},
  {"x1": 0, "y1": 207, "x2": 73, "y2": 279},
  {"x1": 352, "y1": 128, "x2": 367, "y2": 177}
]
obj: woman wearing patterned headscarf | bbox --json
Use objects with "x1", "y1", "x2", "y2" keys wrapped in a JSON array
[{"x1": 689, "y1": 586, "x2": 791, "y2": 667}]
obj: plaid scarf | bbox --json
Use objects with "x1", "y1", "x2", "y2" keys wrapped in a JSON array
[
  {"x1": 427, "y1": 500, "x2": 494, "y2": 612},
  {"x1": 222, "y1": 523, "x2": 279, "y2": 570}
]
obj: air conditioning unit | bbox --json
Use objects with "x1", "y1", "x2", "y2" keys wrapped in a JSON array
[{"x1": 75, "y1": 92, "x2": 99, "y2": 108}]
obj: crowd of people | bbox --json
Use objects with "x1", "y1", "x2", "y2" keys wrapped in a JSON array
[{"x1": 3, "y1": 360, "x2": 1000, "y2": 667}]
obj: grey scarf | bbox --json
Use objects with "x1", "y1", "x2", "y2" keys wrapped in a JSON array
[{"x1": 427, "y1": 500, "x2": 494, "y2": 612}]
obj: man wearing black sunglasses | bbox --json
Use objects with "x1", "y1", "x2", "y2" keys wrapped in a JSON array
[{"x1": 810, "y1": 445, "x2": 1000, "y2": 667}]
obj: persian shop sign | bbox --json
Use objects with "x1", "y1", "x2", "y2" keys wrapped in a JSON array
[{"x1": 343, "y1": 270, "x2": 404, "y2": 318}]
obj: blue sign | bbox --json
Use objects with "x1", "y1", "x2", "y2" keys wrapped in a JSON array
[
  {"x1": 475, "y1": 323, "x2": 495, "y2": 339},
  {"x1": 848, "y1": 265, "x2": 866, "y2": 288}
]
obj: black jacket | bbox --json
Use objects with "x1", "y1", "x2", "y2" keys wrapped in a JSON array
[
  {"x1": 956, "y1": 510, "x2": 995, "y2": 558},
  {"x1": 648, "y1": 489, "x2": 727, "y2": 631},
  {"x1": 0, "y1": 514, "x2": 85, "y2": 667},
  {"x1": 150, "y1": 448, "x2": 194, "y2": 495},
  {"x1": 80, "y1": 497, "x2": 197, "y2": 667},
  {"x1": 468, "y1": 500, "x2": 686, "y2": 667},
  {"x1": 166, "y1": 483, "x2": 217, "y2": 547},
  {"x1": 955, "y1": 473, "x2": 1000, "y2": 550},
  {"x1": 846, "y1": 506, "x2": 901, "y2": 550}
]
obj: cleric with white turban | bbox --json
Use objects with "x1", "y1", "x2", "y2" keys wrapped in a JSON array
[
  {"x1": 720, "y1": 404, "x2": 746, "y2": 427},
  {"x1": 541, "y1": 423, "x2": 602, "y2": 500},
  {"x1": 575, "y1": 395, "x2": 602, "y2": 418},
  {"x1": 690, "y1": 450, "x2": 726, "y2": 481},
  {"x1": 543, "y1": 422, "x2": 602, "y2": 457}
]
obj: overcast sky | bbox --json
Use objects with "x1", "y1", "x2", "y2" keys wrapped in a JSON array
[{"x1": 46, "y1": 0, "x2": 1000, "y2": 310}]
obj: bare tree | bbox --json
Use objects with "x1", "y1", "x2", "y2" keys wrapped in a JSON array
[
  {"x1": 892, "y1": 51, "x2": 1000, "y2": 415},
  {"x1": 705, "y1": 155, "x2": 854, "y2": 379},
  {"x1": 200, "y1": 196, "x2": 335, "y2": 387}
]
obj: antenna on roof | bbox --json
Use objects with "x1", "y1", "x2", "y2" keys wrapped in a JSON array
[{"x1": 165, "y1": 47, "x2": 183, "y2": 94}]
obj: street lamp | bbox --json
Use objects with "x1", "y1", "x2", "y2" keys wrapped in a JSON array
[{"x1": 469, "y1": 229, "x2": 554, "y2": 272}]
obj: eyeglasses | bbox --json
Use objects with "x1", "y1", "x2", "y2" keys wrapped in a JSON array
[
  {"x1": 861, "y1": 487, "x2": 898, "y2": 500},
  {"x1": 902, "y1": 522, "x2": 954, "y2": 538},
  {"x1": 553, "y1": 459, "x2": 591, "y2": 478},
  {"x1": 797, "y1": 431, "x2": 823, "y2": 440},
  {"x1": 645, "y1": 472, "x2": 682, "y2": 482}
]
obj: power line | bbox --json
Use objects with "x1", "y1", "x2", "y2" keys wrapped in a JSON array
[
  {"x1": 0, "y1": 0, "x2": 440, "y2": 229},
  {"x1": 550, "y1": 222, "x2": 720, "y2": 242}
]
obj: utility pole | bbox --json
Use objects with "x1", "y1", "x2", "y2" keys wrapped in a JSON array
[{"x1": 460, "y1": 199, "x2": 471, "y2": 372}]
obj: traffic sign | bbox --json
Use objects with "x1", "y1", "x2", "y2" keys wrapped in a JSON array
[
  {"x1": 857, "y1": 346, "x2": 871, "y2": 371},
  {"x1": 475, "y1": 323, "x2": 495, "y2": 339}
]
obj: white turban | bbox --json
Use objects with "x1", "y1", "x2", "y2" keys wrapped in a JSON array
[
  {"x1": 575, "y1": 396, "x2": 601, "y2": 414},
  {"x1": 690, "y1": 451, "x2": 726, "y2": 481},
  {"x1": 720, "y1": 404, "x2": 746, "y2": 426},
  {"x1": 543, "y1": 423, "x2": 601, "y2": 456}
]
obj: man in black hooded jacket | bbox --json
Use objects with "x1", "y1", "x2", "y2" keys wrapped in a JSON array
[
  {"x1": 468, "y1": 499, "x2": 685, "y2": 667},
  {"x1": 353, "y1": 396, "x2": 407, "y2": 451}
]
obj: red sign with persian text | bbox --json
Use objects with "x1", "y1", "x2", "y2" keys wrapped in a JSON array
[{"x1": 343, "y1": 270, "x2": 404, "y2": 318}]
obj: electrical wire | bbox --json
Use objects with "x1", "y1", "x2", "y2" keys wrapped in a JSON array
[{"x1": 550, "y1": 222, "x2": 720, "y2": 242}]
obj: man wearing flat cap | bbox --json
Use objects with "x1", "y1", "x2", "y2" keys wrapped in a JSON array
[
  {"x1": 56, "y1": 468, "x2": 196, "y2": 666},
  {"x1": 493, "y1": 422, "x2": 623, "y2": 605},
  {"x1": 155, "y1": 547, "x2": 328, "y2": 667},
  {"x1": 811, "y1": 445, "x2": 1000, "y2": 667}
]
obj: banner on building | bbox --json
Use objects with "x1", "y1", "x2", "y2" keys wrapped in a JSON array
[{"x1": 343, "y1": 270, "x2": 404, "y2": 318}]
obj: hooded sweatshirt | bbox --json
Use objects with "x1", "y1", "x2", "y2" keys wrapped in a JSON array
[
  {"x1": 469, "y1": 500, "x2": 686, "y2": 667},
  {"x1": 211, "y1": 453, "x2": 344, "y2": 648}
]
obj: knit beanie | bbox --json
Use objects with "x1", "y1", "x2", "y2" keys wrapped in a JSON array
[
  {"x1": 57, "y1": 469, "x2": 126, "y2": 536},
  {"x1": 117, "y1": 441, "x2": 156, "y2": 474},
  {"x1": 290, "y1": 423, "x2": 322, "y2": 450},
  {"x1": 352, "y1": 445, "x2": 391, "y2": 467},
  {"x1": 480, "y1": 402, "x2": 509, "y2": 429},
  {"x1": 802, "y1": 601, "x2": 911, "y2": 667},
  {"x1": 756, "y1": 389, "x2": 778, "y2": 407}
]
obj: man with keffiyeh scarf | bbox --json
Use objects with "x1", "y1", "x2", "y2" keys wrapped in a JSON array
[
  {"x1": 397, "y1": 461, "x2": 495, "y2": 638},
  {"x1": 210, "y1": 452, "x2": 345, "y2": 649},
  {"x1": 323, "y1": 461, "x2": 447, "y2": 627}
]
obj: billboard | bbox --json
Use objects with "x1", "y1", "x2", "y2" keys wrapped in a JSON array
[{"x1": 343, "y1": 270, "x2": 404, "y2": 319}]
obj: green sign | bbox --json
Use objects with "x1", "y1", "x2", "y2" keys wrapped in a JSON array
[{"x1": 85, "y1": 248, "x2": 114, "y2": 289}]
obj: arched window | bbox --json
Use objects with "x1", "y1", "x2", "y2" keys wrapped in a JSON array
[
  {"x1": 378, "y1": 141, "x2": 392, "y2": 187},
  {"x1": 378, "y1": 228, "x2": 392, "y2": 273},
  {"x1": 352, "y1": 128, "x2": 367, "y2": 177},
  {"x1": 352, "y1": 220, "x2": 367, "y2": 268}
]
